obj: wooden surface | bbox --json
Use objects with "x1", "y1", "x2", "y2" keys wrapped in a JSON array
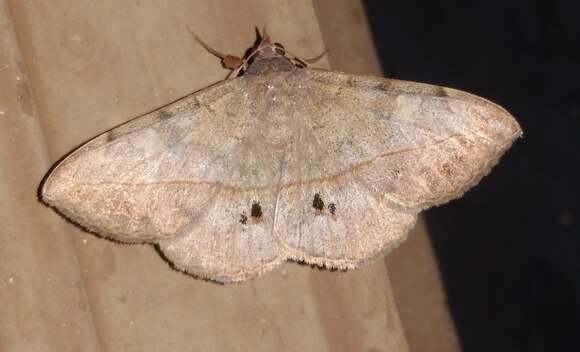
[
  {"x1": 312, "y1": 3, "x2": 460, "y2": 350},
  {"x1": 386, "y1": 219, "x2": 461, "y2": 352},
  {"x1": 0, "y1": 1, "x2": 412, "y2": 351}
]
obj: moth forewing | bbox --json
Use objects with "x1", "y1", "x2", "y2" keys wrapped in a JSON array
[{"x1": 41, "y1": 31, "x2": 521, "y2": 283}]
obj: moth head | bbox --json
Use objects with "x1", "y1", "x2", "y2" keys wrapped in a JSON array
[
  {"x1": 243, "y1": 28, "x2": 295, "y2": 75},
  {"x1": 251, "y1": 28, "x2": 285, "y2": 60}
]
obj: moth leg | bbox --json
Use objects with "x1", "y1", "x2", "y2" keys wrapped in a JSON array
[{"x1": 227, "y1": 61, "x2": 248, "y2": 79}]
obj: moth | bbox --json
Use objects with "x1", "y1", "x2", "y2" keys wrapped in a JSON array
[{"x1": 41, "y1": 29, "x2": 522, "y2": 283}]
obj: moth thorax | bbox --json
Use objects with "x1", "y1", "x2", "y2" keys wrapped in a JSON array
[
  {"x1": 259, "y1": 115, "x2": 292, "y2": 150},
  {"x1": 246, "y1": 57, "x2": 295, "y2": 75}
]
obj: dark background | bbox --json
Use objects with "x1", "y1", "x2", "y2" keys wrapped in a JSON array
[{"x1": 363, "y1": 1, "x2": 579, "y2": 351}]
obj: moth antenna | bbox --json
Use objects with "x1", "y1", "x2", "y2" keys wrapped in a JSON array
[
  {"x1": 260, "y1": 26, "x2": 272, "y2": 44},
  {"x1": 187, "y1": 27, "x2": 227, "y2": 59},
  {"x1": 187, "y1": 27, "x2": 243, "y2": 70},
  {"x1": 254, "y1": 27, "x2": 262, "y2": 41}
]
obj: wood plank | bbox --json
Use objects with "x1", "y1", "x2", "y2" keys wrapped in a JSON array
[
  {"x1": 314, "y1": 2, "x2": 461, "y2": 351},
  {"x1": 1, "y1": 1, "x2": 409, "y2": 350},
  {"x1": 0, "y1": 1, "x2": 102, "y2": 351}
]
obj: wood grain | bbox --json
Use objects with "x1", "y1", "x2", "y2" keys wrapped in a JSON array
[{"x1": 1, "y1": 1, "x2": 409, "y2": 351}]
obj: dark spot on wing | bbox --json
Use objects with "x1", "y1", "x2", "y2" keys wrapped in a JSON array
[
  {"x1": 158, "y1": 110, "x2": 174, "y2": 120},
  {"x1": 374, "y1": 81, "x2": 393, "y2": 92},
  {"x1": 392, "y1": 168, "x2": 401, "y2": 179},
  {"x1": 251, "y1": 202, "x2": 263, "y2": 218},
  {"x1": 313, "y1": 193, "x2": 324, "y2": 212},
  {"x1": 106, "y1": 130, "x2": 121, "y2": 142},
  {"x1": 440, "y1": 162, "x2": 454, "y2": 178},
  {"x1": 435, "y1": 86, "x2": 450, "y2": 98},
  {"x1": 346, "y1": 77, "x2": 358, "y2": 87},
  {"x1": 328, "y1": 203, "x2": 336, "y2": 215},
  {"x1": 239, "y1": 214, "x2": 248, "y2": 225},
  {"x1": 372, "y1": 109, "x2": 393, "y2": 121}
]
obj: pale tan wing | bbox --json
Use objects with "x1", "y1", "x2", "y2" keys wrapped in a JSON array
[
  {"x1": 42, "y1": 78, "x2": 280, "y2": 243},
  {"x1": 157, "y1": 187, "x2": 284, "y2": 283},
  {"x1": 273, "y1": 68, "x2": 521, "y2": 267},
  {"x1": 155, "y1": 72, "x2": 318, "y2": 282},
  {"x1": 43, "y1": 75, "x2": 298, "y2": 282}
]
